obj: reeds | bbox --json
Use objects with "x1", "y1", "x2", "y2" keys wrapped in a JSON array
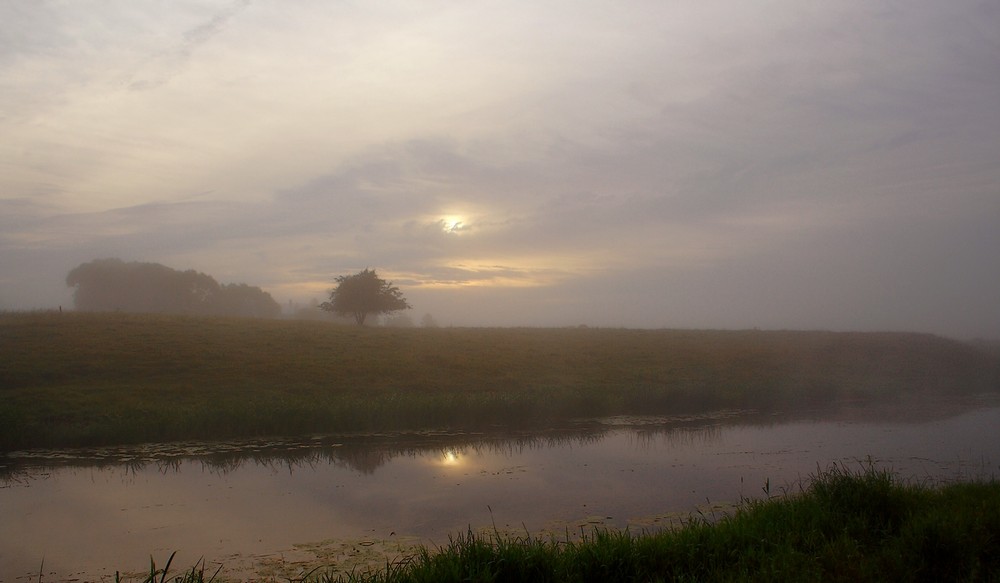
[{"x1": 115, "y1": 551, "x2": 222, "y2": 583}]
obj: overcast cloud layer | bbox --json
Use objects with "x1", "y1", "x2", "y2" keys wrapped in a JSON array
[{"x1": 2, "y1": 1, "x2": 999, "y2": 337}]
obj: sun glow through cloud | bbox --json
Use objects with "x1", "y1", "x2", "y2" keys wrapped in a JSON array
[
  {"x1": 440, "y1": 216, "x2": 467, "y2": 234},
  {"x1": 1, "y1": 1, "x2": 998, "y2": 336}
]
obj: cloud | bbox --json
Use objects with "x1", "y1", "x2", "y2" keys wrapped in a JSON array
[
  {"x1": 124, "y1": 0, "x2": 252, "y2": 91},
  {"x1": 1, "y1": 0, "x2": 998, "y2": 336}
]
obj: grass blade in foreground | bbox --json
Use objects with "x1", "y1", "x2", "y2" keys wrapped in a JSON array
[{"x1": 317, "y1": 465, "x2": 999, "y2": 582}]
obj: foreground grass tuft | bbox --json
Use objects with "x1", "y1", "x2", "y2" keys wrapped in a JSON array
[
  {"x1": 121, "y1": 466, "x2": 1000, "y2": 582},
  {"x1": 323, "y1": 468, "x2": 1000, "y2": 582},
  {"x1": 116, "y1": 551, "x2": 222, "y2": 583}
]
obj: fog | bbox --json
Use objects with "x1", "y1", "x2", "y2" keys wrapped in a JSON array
[{"x1": 2, "y1": 1, "x2": 999, "y2": 338}]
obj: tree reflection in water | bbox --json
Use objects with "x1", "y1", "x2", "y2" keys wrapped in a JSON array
[
  {"x1": 3, "y1": 394, "x2": 996, "y2": 482},
  {"x1": 2, "y1": 398, "x2": 998, "y2": 582},
  {"x1": 1, "y1": 410, "x2": 748, "y2": 481}
]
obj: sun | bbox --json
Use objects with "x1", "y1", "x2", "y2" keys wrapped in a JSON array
[{"x1": 441, "y1": 215, "x2": 466, "y2": 234}]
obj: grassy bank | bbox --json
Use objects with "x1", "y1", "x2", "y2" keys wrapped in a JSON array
[
  {"x1": 2, "y1": 311, "x2": 997, "y2": 451},
  {"x1": 339, "y1": 467, "x2": 1000, "y2": 583},
  {"x1": 125, "y1": 466, "x2": 1000, "y2": 582}
]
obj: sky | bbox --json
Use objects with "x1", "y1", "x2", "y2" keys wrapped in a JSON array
[{"x1": 2, "y1": 1, "x2": 999, "y2": 337}]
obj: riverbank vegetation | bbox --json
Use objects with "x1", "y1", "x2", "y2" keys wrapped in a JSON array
[
  {"x1": 123, "y1": 466, "x2": 1000, "y2": 582},
  {"x1": 2, "y1": 311, "x2": 997, "y2": 451}
]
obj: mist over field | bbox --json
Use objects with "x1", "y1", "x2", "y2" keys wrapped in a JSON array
[{"x1": 2, "y1": 1, "x2": 999, "y2": 338}]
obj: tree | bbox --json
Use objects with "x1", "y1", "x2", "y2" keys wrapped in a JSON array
[
  {"x1": 320, "y1": 269, "x2": 410, "y2": 325},
  {"x1": 66, "y1": 258, "x2": 280, "y2": 318}
]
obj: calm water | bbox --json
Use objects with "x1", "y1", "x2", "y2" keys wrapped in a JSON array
[{"x1": 2, "y1": 399, "x2": 998, "y2": 582}]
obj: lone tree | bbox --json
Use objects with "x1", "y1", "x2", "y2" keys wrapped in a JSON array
[{"x1": 320, "y1": 268, "x2": 410, "y2": 325}]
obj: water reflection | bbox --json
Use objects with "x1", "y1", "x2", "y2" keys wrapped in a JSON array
[
  {"x1": 0, "y1": 410, "x2": 739, "y2": 481},
  {"x1": 2, "y1": 397, "x2": 998, "y2": 582},
  {"x1": 437, "y1": 449, "x2": 464, "y2": 467}
]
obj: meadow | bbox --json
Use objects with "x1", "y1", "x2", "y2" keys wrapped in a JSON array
[{"x1": 1, "y1": 311, "x2": 997, "y2": 451}]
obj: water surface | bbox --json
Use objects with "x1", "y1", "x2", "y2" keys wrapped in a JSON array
[{"x1": 2, "y1": 399, "x2": 998, "y2": 582}]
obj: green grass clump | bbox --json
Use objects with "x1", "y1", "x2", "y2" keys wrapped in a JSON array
[
  {"x1": 328, "y1": 466, "x2": 999, "y2": 583},
  {"x1": 2, "y1": 311, "x2": 997, "y2": 450},
  {"x1": 125, "y1": 467, "x2": 1000, "y2": 582}
]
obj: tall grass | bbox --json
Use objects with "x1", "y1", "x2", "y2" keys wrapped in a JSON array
[
  {"x1": 119, "y1": 466, "x2": 1000, "y2": 582},
  {"x1": 2, "y1": 311, "x2": 997, "y2": 450},
  {"x1": 115, "y1": 551, "x2": 223, "y2": 583},
  {"x1": 322, "y1": 465, "x2": 1000, "y2": 582}
]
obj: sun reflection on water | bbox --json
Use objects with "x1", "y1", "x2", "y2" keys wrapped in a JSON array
[{"x1": 437, "y1": 448, "x2": 463, "y2": 467}]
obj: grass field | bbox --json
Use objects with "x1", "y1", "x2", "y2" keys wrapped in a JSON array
[
  {"x1": 122, "y1": 465, "x2": 1000, "y2": 582},
  {"x1": 2, "y1": 311, "x2": 997, "y2": 451}
]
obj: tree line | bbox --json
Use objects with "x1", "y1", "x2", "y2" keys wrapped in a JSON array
[
  {"x1": 66, "y1": 260, "x2": 414, "y2": 325},
  {"x1": 66, "y1": 258, "x2": 281, "y2": 318}
]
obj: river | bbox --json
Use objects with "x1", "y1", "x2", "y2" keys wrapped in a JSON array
[{"x1": 2, "y1": 395, "x2": 998, "y2": 582}]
